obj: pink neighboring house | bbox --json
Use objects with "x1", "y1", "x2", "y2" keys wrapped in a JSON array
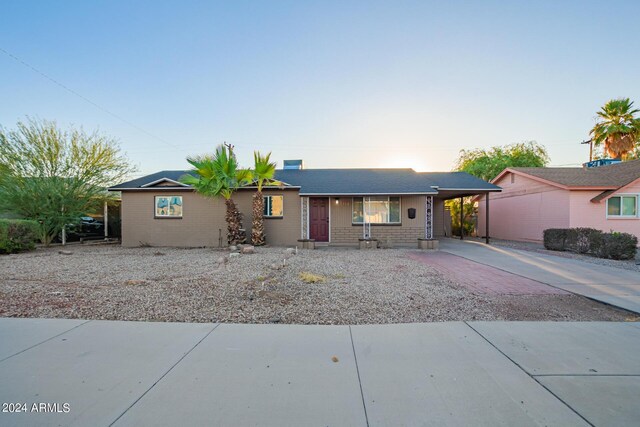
[{"x1": 477, "y1": 160, "x2": 640, "y2": 243}]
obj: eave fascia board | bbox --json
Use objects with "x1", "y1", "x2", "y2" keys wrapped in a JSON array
[
  {"x1": 140, "y1": 178, "x2": 190, "y2": 188},
  {"x1": 107, "y1": 187, "x2": 195, "y2": 191},
  {"x1": 298, "y1": 192, "x2": 438, "y2": 196},
  {"x1": 496, "y1": 169, "x2": 571, "y2": 189},
  {"x1": 435, "y1": 188, "x2": 502, "y2": 192}
]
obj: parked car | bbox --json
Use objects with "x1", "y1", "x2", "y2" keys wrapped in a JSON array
[{"x1": 55, "y1": 216, "x2": 105, "y2": 242}]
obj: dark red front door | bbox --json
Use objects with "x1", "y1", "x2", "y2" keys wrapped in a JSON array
[{"x1": 309, "y1": 197, "x2": 329, "y2": 242}]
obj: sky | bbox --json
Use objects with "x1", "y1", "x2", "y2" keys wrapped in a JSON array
[{"x1": 1, "y1": 0, "x2": 639, "y2": 178}]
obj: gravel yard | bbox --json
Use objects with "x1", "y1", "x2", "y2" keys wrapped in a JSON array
[{"x1": 0, "y1": 244, "x2": 633, "y2": 324}]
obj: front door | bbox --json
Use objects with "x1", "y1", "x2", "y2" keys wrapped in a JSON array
[{"x1": 309, "y1": 197, "x2": 329, "y2": 242}]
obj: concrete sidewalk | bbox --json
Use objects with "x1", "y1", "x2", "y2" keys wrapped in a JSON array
[
  {"x1": 440, "y1": 239, "x2": 640, "y2": 314},
  {"x1": 1, "y1": 318, "x2": 639, "y2": 426}
]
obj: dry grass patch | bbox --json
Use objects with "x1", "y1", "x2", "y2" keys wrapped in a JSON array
[{"x1": 299, "y1": 272, "x2": 326, "y2": 283}]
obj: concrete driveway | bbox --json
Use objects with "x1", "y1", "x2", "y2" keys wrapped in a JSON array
[
  {"x1": 440, "y1": 239, "x2": 640, "y2": 314},
  {"x1": 1, "y1": 318, "x2": 640, "y2": 426}
]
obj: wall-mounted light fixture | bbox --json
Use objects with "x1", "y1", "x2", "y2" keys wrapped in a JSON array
[{"x1": 335, "y1": 197, "x2": 340, "y2": 205}]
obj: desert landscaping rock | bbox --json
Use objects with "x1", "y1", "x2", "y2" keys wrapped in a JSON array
[{"x1": 0, "y1": 245, "x2": 631, "y2": 324}]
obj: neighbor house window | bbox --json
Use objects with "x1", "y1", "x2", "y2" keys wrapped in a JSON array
[
  {"x1": 264, "y1": 195, "x2": 284, "y2": 217},
  {"x1": 352, "y1": 197, "x2": 401, "y2": 224},
  {"x1": 607, "y1": 195, "x2": 638, "y2": 217},
  {"x1": 155, "y1": 196, "x2": 183, "y2": 218}
]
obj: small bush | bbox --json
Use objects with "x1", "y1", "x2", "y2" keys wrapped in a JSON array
[
  {"x1": 599, "y1": 232, "x2": 638, "y2": 260},
  {"x1": 566, "y1": 228, "x2": 601, "y2": 254},
  {"x1": 299, "y1": 272, "x2": 326, "y2": 284},
  {"x1": 0, "y1": 219, "x2": 40, "y2": 254},
  {"x1": 543, "y1": 227, "x2": 637, "y2": 260},
  {"x1": 543, "y1": 229, "x2": 568, "y2": 251}
]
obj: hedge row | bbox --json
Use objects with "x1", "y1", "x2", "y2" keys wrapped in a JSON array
[
  {"x1": 0, "y1": 219, "x2": 40, "y2": 254},
  {"x1": 543, "y1": 228, "x2": 638, "y2": 260}
]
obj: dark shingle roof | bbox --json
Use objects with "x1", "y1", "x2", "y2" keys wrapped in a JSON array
[
  {"x1": 509, "y1": 160, "x2": 640, "y2": 188},
  {"x1": 419, "y1": 172, "x2": 500, "y2": 190},
  {"x1": 109, "y1": 170, "x2": 193, "y2": 189},
  {"x1": 109, "y1": 168, "x2": 500, "y2": 194},
  {"x1": 275, "y1": 169, "x2": 438, "y2": 195}
]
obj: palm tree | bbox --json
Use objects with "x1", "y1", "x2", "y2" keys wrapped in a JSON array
[
  {"x1": 181, "y1": 144, "x2": 252, "y2": 245},
  {"x1": 590, "y1": 98, "x2": 640, "y2": 159},
  {"x1": 250, "y1": 151, "x2": 279, "y2": 246}
]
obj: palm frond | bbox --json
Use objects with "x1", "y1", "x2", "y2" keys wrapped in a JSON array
[
  {"x1": 590, "y1": 98, "x2": 640, "y2": 158},
  {"x1": 252, "y1": 150, "x2": 278, "y2": 191}
]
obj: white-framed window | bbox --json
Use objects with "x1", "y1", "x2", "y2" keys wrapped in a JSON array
[
  {"x1": 155, "y1": 195, "x2": 183, "y2": 218},
  {"x1": 264, "y1": 195, "x2": 284, "y2": 217},
  {"x1": 607, "y1": 195, "x2": 638, "y2": 218},
  {"x1": 352, "y1": 196, "x2": 401, "y2": 224}
]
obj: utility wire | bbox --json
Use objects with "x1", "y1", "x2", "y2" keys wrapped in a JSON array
[
  {"x1": 0, "y1": 48, "x2": 589, "y2": 157},
  {"x1": 0, "y1": 46, "x2": 182, "y2": 151}
]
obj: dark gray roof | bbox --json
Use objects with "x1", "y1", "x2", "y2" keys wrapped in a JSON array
[
  {"x1": 419, "y1": 172, "x2": 500, "y2": 190},
  {"x1": 275, "y1": 169, "x2": 439, "y2": 195},
  {"x1": 109, "y1": 168, "x2": 500, "y2": 195},
  {"x1": 108, "y1": 170, "x2": 193, "y2": 189}
]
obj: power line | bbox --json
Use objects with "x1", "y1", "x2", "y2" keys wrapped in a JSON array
[{"x1": 0, "y1": 46, "x2": 182, "y2": 151}]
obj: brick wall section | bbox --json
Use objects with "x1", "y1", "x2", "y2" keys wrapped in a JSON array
[
  {"x1": 328, "y1": 196, "x2": 426, "y2": 246},
  {"x1": 121, "y1": 188, "x2": 301, "y2": 247}
]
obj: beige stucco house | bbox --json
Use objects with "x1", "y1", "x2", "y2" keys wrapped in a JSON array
[{"x1": 109, "y1": 166, "x2": 500, "y2": 247}]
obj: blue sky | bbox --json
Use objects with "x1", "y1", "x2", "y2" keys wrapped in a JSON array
[{"x1": 1, "y1": 0, "x2": 639, "y2": 177}]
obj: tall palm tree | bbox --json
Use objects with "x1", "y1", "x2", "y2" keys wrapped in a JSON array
[
  {"x1": 250, "y1": 151, "x2": 279, "y2": 246},
  {"x1": 590, "y1": 98, "x2": 640, "y2": 159},
  {"x1": 180, "y1": 144, "x2": 252, "y2": 245}
]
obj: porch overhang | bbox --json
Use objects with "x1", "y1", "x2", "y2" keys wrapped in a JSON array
[{"x1": 298, "y1": 192, "x2": 438, "y2": 196}]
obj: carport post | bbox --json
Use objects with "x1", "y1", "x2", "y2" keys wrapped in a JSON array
[
  {"x1": 485, "y1": 192, "x2": 490, "y2": 244},
  {"x1": 104, "y1": 201, "x2": 109, "y2": 239},
  {"x1": 459, "y1": 197, "x2": 464, "y2": 240}
]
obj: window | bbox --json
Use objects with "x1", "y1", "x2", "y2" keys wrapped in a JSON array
[
  {"x1": 352, "y1": 197, "x2": 401, "y2": 224},
  {"x1": 264, "y1": 195, "x2": 284, "y2": 217},
  {"x1": 155, "y1": 196, "x2": 183, "y2": 218},
  {"x1": 607, "y1": 195, "x2": 638, "y2": 217}
]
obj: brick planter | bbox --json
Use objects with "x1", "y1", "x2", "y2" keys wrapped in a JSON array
[
  {"x1": 358, "y1": 238, "x2": 378, "y2": 249},
  {"x1": 417, "y1": 238, "x2": 439, "y2": 250},
  {"x1": 297, "y1": 239, "x2": 316, "y2": 250}
]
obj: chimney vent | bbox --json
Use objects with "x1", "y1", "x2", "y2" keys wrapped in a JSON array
[{"x1": 283, "y1": 159, "x2": 304, "y2": 170}]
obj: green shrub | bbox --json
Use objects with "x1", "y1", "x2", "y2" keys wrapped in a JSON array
[
  {"x1": 543, "y1": 229, "x2": 568, "y2": 251},
  {"x1": 0, "y1": 219, "x2": 40, "y2": 254},
  {"x1": 543, "y1": 227, "x2": 637, "y2": 260},
  {"x1": 566, "y1": 228, "x2": 601, "y2": 254},
  {"x1": 599, "y1": 232, "x2": 638, "y2": 260}
]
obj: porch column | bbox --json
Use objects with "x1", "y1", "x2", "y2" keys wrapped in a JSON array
[
  {"x1": 485, "y1": 192, "x2": 490, "y2": 244},
  {"x1": 459, "y1": 197, "x2": 464, "y2": 240},
  {"x1": 425, "y1": 196, "x2": 433, "y2": 239}
]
